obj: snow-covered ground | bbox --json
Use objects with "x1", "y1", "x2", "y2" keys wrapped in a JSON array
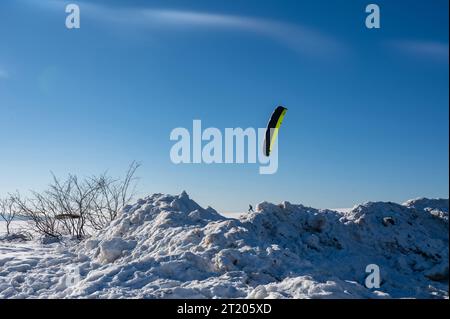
[{"x1": 0, "y1": 193, "x2": 448, "y2": 299}]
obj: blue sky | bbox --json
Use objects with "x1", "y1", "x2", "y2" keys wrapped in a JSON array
[{"x1": 0, "y1": 0, "x2": 448, "y2": 212}]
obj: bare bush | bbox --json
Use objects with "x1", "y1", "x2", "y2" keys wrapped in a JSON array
[
  {"x1": 88, "y1": 162, "x2": 140, "y2": 230},
  {"x1": 47, "y1": 173, "x2": 99, "y2": 238},
  {"x1": 11, "y1": 162, "x2": 140, "y2": 240},
  {"x1": 0, "y1": 197, "x2": 18, "y2": 235},
  {"x1": 12, "y1": 191, "x2": 62, "y2": 239}
]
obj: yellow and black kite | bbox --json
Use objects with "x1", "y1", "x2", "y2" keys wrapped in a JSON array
[{"x1": 263, "y1": 106, "x2": 287, "y2": 156}]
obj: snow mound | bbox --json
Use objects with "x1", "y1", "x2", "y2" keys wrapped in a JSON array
[
  {"x1": 0, "y1": 192, "x2": 448, "y2": 298},
  {"x1": 403, "y1": 198, "x2": 449, "y2": 223}
]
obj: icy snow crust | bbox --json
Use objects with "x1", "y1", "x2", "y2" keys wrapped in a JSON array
[{"x1": 0, "y1": 193, "x2": 448, "y2": 298}]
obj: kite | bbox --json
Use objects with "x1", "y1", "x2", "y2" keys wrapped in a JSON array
[{"x1": 263, "y1": 106, "x2": 287, "y2": 156}]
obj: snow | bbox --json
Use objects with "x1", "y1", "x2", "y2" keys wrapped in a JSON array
[
  {"x1": 98, "y1": 237, "x2": 137, "y2": 264},
  {"x1": 0, "y1": 193, "x2": 448, "y2": 299}
]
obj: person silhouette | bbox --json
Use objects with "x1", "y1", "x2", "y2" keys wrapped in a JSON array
[{"x1": 248, "y1": 204, "x2": 254, "y2": 213}]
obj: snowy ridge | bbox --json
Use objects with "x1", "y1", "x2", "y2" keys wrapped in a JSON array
[{"x1": 0, "y1": 192, "x2": 448, "y2": 298}]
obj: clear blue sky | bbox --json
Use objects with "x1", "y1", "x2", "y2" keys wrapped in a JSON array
[{"x1": 0, "y1": 0, "x2": 448, "y2": 212}]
